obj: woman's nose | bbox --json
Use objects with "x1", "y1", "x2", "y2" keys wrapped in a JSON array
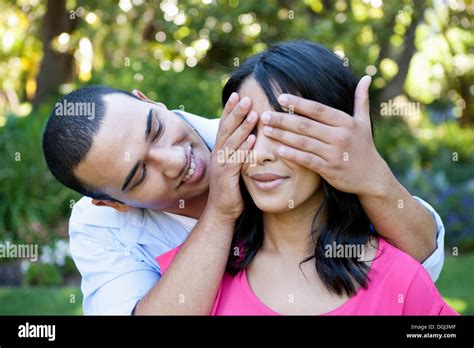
[{"x1": 253, "y1": 128, "x2": 278, "y2": 164}]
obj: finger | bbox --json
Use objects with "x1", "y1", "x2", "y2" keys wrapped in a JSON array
[
  {"x1": 216, "y1": 97, "x2": 252, "y2": 148},
  {"x1": 262, "y1": 125, "x2": 330, "y2": 161},
  {"x1": 261, "y1": 111, "x2": 334, "y2": 144},
  {"x1": 221, "y1": 133, "x2": 256, "y2": 168},
  {"x1": 354, "y1": 75, "x2": 371, "y2": 123},
  {"x1": 223, "y1": 111, "x2": 258, "y2": 151},
  {"x1": 277, "y1": 94, "x2": 349, "y2": 127},
  {"x1": 277, "y1": 145, "x2": 327, "y2": 174},
  {"x1": 220, "y1": 92, "x2": 240, "y2": 126},
  {"x1": 235, "y1": 134, "x2": 256, "y2": 165}
]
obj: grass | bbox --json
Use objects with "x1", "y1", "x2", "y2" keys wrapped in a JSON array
[
  {"x1": 0, "y1": 286, "x2": 83, "y2": 315},
  {"x1": 0, "y1": 252, "x2": 472, "y2": 315},
  {"x1": 436, "y1": 252, "x2": 474, "y2": 315}
]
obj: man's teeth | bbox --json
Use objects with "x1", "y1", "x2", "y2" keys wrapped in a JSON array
[{"x1": 182, "y1": 154, "x2": 196, "y2": 183}]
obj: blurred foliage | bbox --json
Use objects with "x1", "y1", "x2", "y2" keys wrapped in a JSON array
[
  {"x1": 0, "y1": 0, "x2": 473, "y2": 251},
  {"x1": 375, "y1": 117, "x2": 474, "y2": 250},
  {"x1": 2, "y1": 0, "x2": 473, "y2": 117},
  {"x1": 375, "y1": 118, "x2": 474, "y2": 184},
  {"x1": 62, "y1": 255, "x2": 80, "y2": 278},
  {"x1": 0, "y1": 103, "x2": 80, "y2": 246},
  {"x1": 401, "y1": 169, "x2": 474, "y2": 250},
  {"x1": 24, "y1": 262, "x2": 62, "y2": 286},
  {"x1": 23, "y1": 256, "x2": 79, "y2": 286}
]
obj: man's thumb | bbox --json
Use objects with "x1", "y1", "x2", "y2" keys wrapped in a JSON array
[{"x1": 354, "y1": 75, "x2": 371, "y2": 122}]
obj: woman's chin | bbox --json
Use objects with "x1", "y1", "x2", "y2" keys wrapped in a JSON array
[{"x1": 253, "y1": 198, "x2": 294, "y2": 213}]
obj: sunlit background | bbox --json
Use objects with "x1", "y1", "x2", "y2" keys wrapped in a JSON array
[{"x1": 0, "y1": 0, "x2": 473, "y2": 315}]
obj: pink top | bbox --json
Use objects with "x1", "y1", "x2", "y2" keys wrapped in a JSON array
[{"x1": 156, "y1": 238, "x2": 458, "y2": 315}]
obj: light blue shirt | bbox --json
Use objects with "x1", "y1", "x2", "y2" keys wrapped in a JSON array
[{"x1": 69, "y1": 111, "x2": 446, "y2": 315}]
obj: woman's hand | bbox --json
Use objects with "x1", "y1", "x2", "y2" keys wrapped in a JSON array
[
  {"x1": 259, "y1": 75, "x2": 390, "y2": 197},
  {"x1": 207, "y1": 93, "x2": 258, "y2": 220}
]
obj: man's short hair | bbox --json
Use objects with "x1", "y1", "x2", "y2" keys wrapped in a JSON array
[{"x1": 42, "y1": 85, "x2": 139, "y2": 201}]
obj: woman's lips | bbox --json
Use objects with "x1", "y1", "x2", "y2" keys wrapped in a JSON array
[{"x1": 249, "y1": 173, "x2": 289, "y2": 191}]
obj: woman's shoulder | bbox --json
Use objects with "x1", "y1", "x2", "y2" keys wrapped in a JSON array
[{"x1": 367, "y1": 237, "x2": 427, "y2": 285}]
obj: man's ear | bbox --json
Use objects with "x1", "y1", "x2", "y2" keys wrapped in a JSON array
[
  {"x1": 91, "y1": 199, "x2": 130, "y2": 212},
  {"x1": 131, "y1": 90, "x2": 167, "y2": 109}
]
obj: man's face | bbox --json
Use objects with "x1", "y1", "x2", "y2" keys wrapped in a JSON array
[{"x1": 74, "y1": 93, "x2": 211, "y2": 210}]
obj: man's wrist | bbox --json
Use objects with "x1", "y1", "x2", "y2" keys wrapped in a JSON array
[
  {"x1": 358, "y1": 155, "x2": 394, "y2": 201},
  {"x1": 202, "y1": 203, "x2": 238, "y2": 226}
]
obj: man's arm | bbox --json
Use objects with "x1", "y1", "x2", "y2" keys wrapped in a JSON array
[
  {"x1": 134, "y1": 206, "x2": 234, "y2": 315},
  {"x1": 357, "y1": 160, "x2": 436, "y2": 262},
  {"x1": 259, "y1": 76, "x2": 438, "y2": 263},
  {"x1": 134, "y1": 93, "x2": 258, "y2": 315}
]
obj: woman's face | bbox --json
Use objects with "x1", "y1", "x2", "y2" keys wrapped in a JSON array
[{"x1": 240, "y1": 78, "x2": 322, "y2": 213}]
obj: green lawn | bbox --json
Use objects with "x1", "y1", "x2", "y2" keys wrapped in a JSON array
[
  {"x1": 0, "y1": 252, "x2": 472, "y2": 315},
  {"x1": 0, "y1": 286, "x2": 83, "y2": 315},
  {"x1": 436, "y1": 252, "x2": 474, "y2": 315}
]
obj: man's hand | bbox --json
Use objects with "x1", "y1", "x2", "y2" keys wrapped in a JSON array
[
  {"x1": 208, "y1": 93, "x2": 258, "y2": 219},
  {"x1": 259, "y1": 75, "x2": 437, "y2": 262},
  {"x1": 260, "y1": 75, "x2": 389, "y2": 197},
  {"x1": 134, "y1": 93, "x2": 258, "y2": 315}
]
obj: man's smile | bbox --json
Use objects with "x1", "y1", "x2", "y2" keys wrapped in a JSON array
[{"x1": 178, "y1": 146, "x2": 206, "y2": 189}]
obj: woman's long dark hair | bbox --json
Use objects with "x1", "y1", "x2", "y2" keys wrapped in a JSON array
[{"x1": 222, "y1": 41, "x2": 376, "y2": 297}]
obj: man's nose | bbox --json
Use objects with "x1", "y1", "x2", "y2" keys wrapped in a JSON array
[{"x1": 149, "y1": 146, "x2": 187, "y2": 179}]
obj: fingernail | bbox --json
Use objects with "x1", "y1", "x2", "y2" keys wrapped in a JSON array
[
  {"x1": 240, "y1": 97, "x2": 250, "y2": 107},
  {"x1": 247, "y1": 112, "x2": 257, "y2": 122},
  {"x1": 278, "y1": 94, "x2": 288, "y2": 105},
  {"x1": 263, "y1": 125, "x2": 273, "y2": 134},
  {"x1": 230, "y1": 92, "x2": 238, "y2": 102},
  {"x1": 262, "y1": 112, "x2": 271, "y2": 123},
  {"x1": 278, "y1": 146, "x2": 286, "y2": 155}
]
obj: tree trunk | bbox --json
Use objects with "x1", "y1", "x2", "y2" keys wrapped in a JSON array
[
  {"x1": 33, "y1": 0, "x2": 76, "y2": 108},
  {"x1": 376, "y1": 0, "x2": 425, "y2": 105}
]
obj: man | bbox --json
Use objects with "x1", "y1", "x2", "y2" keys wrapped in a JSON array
[{"x1": 42, "y1": 79, "x2": 444, "y2": 315}]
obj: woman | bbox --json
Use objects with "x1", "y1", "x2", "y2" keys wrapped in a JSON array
[{"x1": 157, "y1": 41, "x2": 457, "y2": 315}]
